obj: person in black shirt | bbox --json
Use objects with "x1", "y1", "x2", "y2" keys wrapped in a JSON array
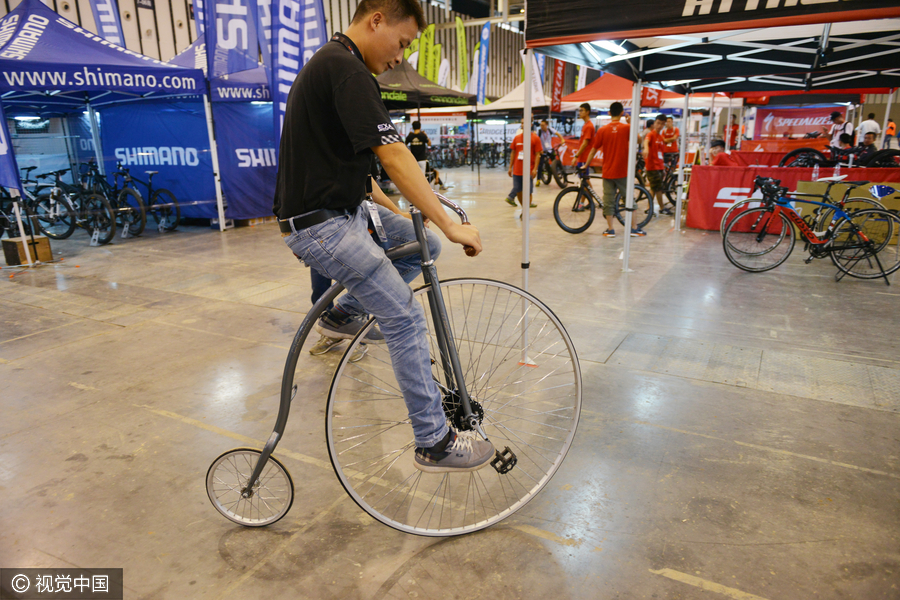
[
  {"x1": 405, "y1": 120, "x2": 446, "y2": 189},
  {"x1": 274, "y1": 0, "x2": 492, "y2": 472}
]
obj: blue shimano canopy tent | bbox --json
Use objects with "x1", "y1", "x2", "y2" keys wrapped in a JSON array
[{"x1": 0, "y1": 0, "x2": 228, "y2": 223}]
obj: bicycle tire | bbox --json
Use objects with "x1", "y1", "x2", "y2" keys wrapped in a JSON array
[
  {"x1": 551, "y1": 159, "x2": 568, "y2": 188},
  {"x1": 719, "y1": 197, "x2": 763, "y2": 238},
  {"x1": 614, "y1": 184, "x2": 654, "y2": 229},
  {"x1": 723, "y1": 207, "x2": 795, "y2": 272},
  {"x1": 553, "y1": 186, "x2": 595, "y2": 233},
  {"x1": 206, "y1": 448, "x2": 294, "y2": 527},
  {"x1": 324, "y1": 278, "x2": 581, "y2": 536},
  {"x1": 150, "y1": 188, "x2": 181, "y2": 231},
  {"x1": 778, "y1": 148, "x2": 827, "y2": 168},
  {"x1": 538, "y1": 159, "x2": 553, "y2": 185},
  {"x1": 33, "y1": 192, "x2": 76, "y2": 239},
  {"x1": 829, "y1": 209, "x2": 900, "y2": 279},
  {"x1": 117, "y1": 188, "x2": 147, "y2": 236},
  {"x1": 83, "y1": 193, "x2": 116, "y2": 245}
]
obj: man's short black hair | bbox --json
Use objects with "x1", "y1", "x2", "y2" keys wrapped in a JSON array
[
  {"x1": 864, "y1": 131, "x2": 876, "y2": 140},
  {"x1": 540, "y1": 119, "x2": 549, "y2": 125},
  {"x1": 839, "y1": 133, "x2": 853, "y2": 145},
  {"x1": 609, "y1": 102, "x2": 623, "y2": 117},
  {"x1": 412, "y1": 120, "x2": 421, "y2": 129},
  {"x1": 666, "y1": 115, "x2": 673, "y2": 120},
  {"x1": 655, "y1": 114, "x2": 667, "y2": 123},
  {"x1": 868, "y1": 113, "x2": 876, "y2": 120},
  {"x1": 579, "y1": 103, "x2": 591, "y2": 113},
  {"x1": 352, "y1": 0, "x2": 427, "y2": 30},
  {"x1": 710, "y1": 139, "x2": 726, "y2": 149},
  {"x1": 830, "y1": 111, "x2": 842, "y2": 121}
]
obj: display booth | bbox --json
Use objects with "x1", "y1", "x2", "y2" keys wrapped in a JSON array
[
  {"x1": 168, "y1": 38, "x2": 276, "y2": 220},
  {"x1": 0, "y1": 0, "x2": 207, "y2": 213}
]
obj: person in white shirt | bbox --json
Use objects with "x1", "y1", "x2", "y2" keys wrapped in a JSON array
[
  {"x1": 856, "y1": 113, "x2": 881, "y2": 141},
  {"x1": 823, "y1": 111, "x2": 853, "y2": 148}
]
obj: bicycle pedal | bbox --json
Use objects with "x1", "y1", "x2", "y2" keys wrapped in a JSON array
[{"x1": 490, "y1": 446, "x2": 517, "y2": 475}]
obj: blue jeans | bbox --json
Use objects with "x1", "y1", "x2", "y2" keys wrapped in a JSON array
[{"x1": 284, "y1": 204, "x2": 447, "y2": 447}]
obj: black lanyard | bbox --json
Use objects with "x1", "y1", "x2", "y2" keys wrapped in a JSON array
[{"x1": 331, "y1": 33, "x2": 363, "y2": 64}]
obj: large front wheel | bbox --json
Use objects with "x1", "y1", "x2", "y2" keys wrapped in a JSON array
[
  {"x1": 723, "y1": 207, "x2": 796, "y2": 272},
  {"x1": 614, "y1": 184, "x2": 654, "y2": 229},
  {"x1": 325, "y1": 279, "x2": 582, "y2": 536}
]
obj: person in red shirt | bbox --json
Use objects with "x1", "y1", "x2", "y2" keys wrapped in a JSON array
[
  {"x1": 662, "y1": 116, "x2": 679, "y2": 151},
  {"x1": 709, "y1": 140, "x2": 738, "y2": 166},
  {"x1": 505, "y1": 122, "x2": 542, "y2": 209},
  {"x1": 581, "y1": 101, "x2": 645, "y2": 237},
  {"x1": 643, "y1": 114, "x2": 671, "y2": 215},
  {"x1": 574, "y1": 103, "x2": 595, "y2": 174},
  {"x1": 726, "y1": 114, "x2": 739, "y2": 149}
]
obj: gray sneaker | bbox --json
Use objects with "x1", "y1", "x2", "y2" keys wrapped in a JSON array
[
  {"x1": 315, "y1": 313, "x2": 385, "y2": 342},
  {"x1": 414, "y1": 430, "x2": 495, "y2": 473},
  {"x1": 309, "y1": 335, "x2": 368, "y2": 362}
]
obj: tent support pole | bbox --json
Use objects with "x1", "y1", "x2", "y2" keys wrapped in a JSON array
[
  {"x1": 522, "y1": 48, "x2": 533, "y2": 293},
  {"x1": 882, "y1": 89, "x2": 895, "y2": 149},
  {"x1": 203, "y1": 92, "x2": 227, "y2": 232},
  {"x1": 674, "y1": 93, "x2": 689, "y2": 232},
  {"x1": 12, "y1": 193, "x2": 34, "y2": 267},
  {"x1": 737, "y1": 102, "x2": 745, "y2": 151},
  {"x1": 623, "y1": 71, "x2": 642, "y2": 273},
  {"x1": 86, "y1": 101, "x2": 105, "y2": 176},
  {"x1": 706, "y1": 93, "x2": 716, "y2": 162},
  {"x1": 725, "y1": 95, "x2": 732, "y2": 152},
  {"x1": 520, "y1": 47, "x2": 533, "y2": 363}
]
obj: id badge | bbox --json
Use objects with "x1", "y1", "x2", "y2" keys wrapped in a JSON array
[
  {"x1": 517, "y1": 151, "x2": 524, "y2": 162},
  {"x1": 365, "y1": 198, "x2": 387, "y2": 243}
]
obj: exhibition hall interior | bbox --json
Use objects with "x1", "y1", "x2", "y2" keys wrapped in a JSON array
[{"x1": 1, "y1": 0, "x2": 899, "y2": 598}]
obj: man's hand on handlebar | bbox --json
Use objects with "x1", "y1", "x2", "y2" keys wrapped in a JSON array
[{"x1": 444, "y1": 221, "x2": 482, "y2": 257}]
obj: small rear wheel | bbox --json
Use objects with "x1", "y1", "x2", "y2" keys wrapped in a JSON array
[
  {"x1": 551, "y1": 159, "x2": 568, "y2": 188},
  {"x1": 553, "y1": 186, "x2": 594, "y2": 233},
  {"x1": 82, "y1": 193, "x2": 116, "y2": 245},
  {"x1": 723, "y1": 207, "x2": 796, "y2": 272},
  {"x1": 206, "y1": 448, "x2": 294, "y2": 527}
]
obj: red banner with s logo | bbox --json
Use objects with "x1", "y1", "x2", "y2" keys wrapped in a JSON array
[{"x1": 551, "y1": 59, "x2": 565, "y2": 113}]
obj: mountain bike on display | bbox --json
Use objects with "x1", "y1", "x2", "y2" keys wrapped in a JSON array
[
  {"x1": 721, "y1": 176, "x2": 900, "y2": 285},
  {"x1": 553, "y1": 171, "x2": 655, "y2": 234},
  {"x1": 117, "y1": 165, "x2": 181, "y2": 232},
  {"x1": 778, "y1": 144, "x2": 900, "y2": 169},
  {"x1": 206, "y1": 194, "x2": 582, "y2": 536},
  {"x1": 81, "y1": 160, "x2": 147, "y2": 237},
  {"x1": 24, "y1": 168, "x2": 117, "y2": 244}
]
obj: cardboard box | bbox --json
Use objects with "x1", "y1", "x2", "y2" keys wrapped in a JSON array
[{"x1": 2, "y1": 235, "x2": 53, "y2": 265}]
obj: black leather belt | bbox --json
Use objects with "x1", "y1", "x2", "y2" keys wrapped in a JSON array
[{"x1": 279, "y1": 208, "x2": 351, "y2": 234}]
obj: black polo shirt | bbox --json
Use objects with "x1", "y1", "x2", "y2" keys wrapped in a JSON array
[{"x1": 272, "y1": 34, "x2": 401, "y2": 219}]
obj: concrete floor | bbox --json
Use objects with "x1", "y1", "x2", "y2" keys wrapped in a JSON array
[{"x1": 2, "y1": 167, "x2": 899, "y2": 600}]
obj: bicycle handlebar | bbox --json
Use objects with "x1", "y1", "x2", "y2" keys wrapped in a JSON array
[{"x1": 433, "y1": 192, "x2": 477, "y2": 256}]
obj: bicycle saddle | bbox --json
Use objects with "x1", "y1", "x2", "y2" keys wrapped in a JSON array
[
  {"x1": 20, "y1": 166, "x2": 37, "y2": 173},
  {"x1": 815, "y1": 175, "x2": 847, "y2": 182},
  {"x1": 145, "y1": 171, "x2": 158, "y2": 176}
]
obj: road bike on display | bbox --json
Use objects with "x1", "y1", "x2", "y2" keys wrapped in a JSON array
[
  {"x1": 718, "y1": 175, "x2": 885, "y2": 239},
  {"x1": 778, "y1": 144, "x2": 900, "y2": 169},
  {"x1": 721, "y1": 176, "x2": 900, "y2": 284},
  {"x1": 206, "y1": 194, "x2": 583, "y2": 536},
  {"x1": 553, "y1": 172, "x2": 654, "y2": 234}
]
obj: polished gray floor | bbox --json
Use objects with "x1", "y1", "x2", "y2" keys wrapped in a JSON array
[{"x1": 2, "y1": 167, "x2": 899, "y2": 599}]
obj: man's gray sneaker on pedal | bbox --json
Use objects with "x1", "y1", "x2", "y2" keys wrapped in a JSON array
[
  {"x1": 414, "y1": 429, "x2": 495, "y2": 473},
  {"x1": 315, "y1": 308, "x2": 385, "y2": 342}
]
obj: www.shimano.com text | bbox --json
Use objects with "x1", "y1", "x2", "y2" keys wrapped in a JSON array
[{"x1": 3, "y1": 67, "x2": 197, "y2": 90}]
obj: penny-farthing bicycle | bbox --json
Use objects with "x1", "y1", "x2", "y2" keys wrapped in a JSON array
[{"x1": 206, "y1": 195, "x2": 582, "y2": 536}]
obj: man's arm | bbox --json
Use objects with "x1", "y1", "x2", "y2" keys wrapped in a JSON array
[
  {"x1": 369, "y1": 177, "x2": 402, "y2": 215},
  {"x1": 576, "y1": 136, "x2": 590, "y2": 160},
  {"x1": 373, "y1": 142, "x2": 482, "y2": 255}
]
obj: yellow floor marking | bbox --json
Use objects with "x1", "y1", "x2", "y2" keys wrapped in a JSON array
[
  {"x1": 68, "y1": 382, "x2": 98, "y2": 391},
  {"x1": 135, "y1": 404, "x2": 332, "y2": 471},
  {"x1": 510, "y1": 524, "x2": 581, "y2": 547},
  {"x1": 649, "y1": 568, "x2": 771, "y2": 600}
]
